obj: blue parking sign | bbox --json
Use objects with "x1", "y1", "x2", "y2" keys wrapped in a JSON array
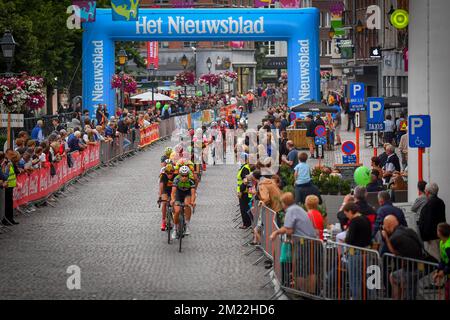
[
  {"x1": 409, "y1": 115, "x2": 431, "y2": 148},
  {"x1": 314, "y1": 136, "x2": 327, "y2": 145},
  {"x1": 366, "y1": 97, "x2": 385, "y2": 131},
  {"x1": 350, "y1": 82, "x2": 365, "y2": 112}
]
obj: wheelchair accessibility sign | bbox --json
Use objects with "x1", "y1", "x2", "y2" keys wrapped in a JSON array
[{"x1": 408, "y1": 115, "x2": 431, "y2": 148}]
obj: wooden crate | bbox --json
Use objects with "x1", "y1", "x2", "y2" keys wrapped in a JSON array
[{"x1": 287, "y1": 129, "x2": 308, "y2": 149}]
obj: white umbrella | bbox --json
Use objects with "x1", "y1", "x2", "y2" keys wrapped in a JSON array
[{"x1": 131, "y1": 92, "x2": 175, "y2": 102}]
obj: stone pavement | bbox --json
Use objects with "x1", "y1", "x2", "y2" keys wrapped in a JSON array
[{"x1": 0, "y1": 121, "x2": 272, "y2": 300}]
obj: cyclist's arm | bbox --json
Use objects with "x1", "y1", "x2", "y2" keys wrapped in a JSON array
[
  {"x1": 190, "y1": 187, "x2": 196, "y2": 204},
  {"x1": 159, "y1": 182, "x2": 164, "y2": 198}
]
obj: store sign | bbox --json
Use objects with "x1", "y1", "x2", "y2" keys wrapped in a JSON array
[{"x1": 262, "y1": 57, "x2": 287, "y2": 69}]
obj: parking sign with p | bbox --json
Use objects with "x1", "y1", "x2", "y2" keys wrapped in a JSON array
[
  {"x1": 350, "y1": 83, "x2": 365, "y2": 112},
  {"x1": 408, "y1": 115, "x2": 431, "y2": 148},
  {"x1": 366, "y1": 97, "x2": 385, "y2": 131}
]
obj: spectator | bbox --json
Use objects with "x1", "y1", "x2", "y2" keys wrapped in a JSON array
[
  {"x1": 117, "y1": 117, "x2": 132, "y2": 149},
  {"x1": 52, "y1": 118, "x2": 65, "y2": 133},
  {"x1": 337, "y1": 194, "x2": 355, "y2": 231},
  {"x1": 67, "y1": 112, "x2": 81, "y2": 130},
  {"x1": 373, "y1": 191, "x2": 408, "y2": 242},
  {"x1": 398, "y1": 129, "x2": 408, "y2": 171},
  {"x1": 281, "y1": 140, "x2": 298, "y2": 170},
  {"x1": 31, "y1": 120, "x2": 45, "y2": 143},
  {"x1": 382, "y1": 144, "x2": 401, "y2": 184},
  {"x1": 366, "y1": 169, "x2": 384, "y2": 192},
  {"x1": 371, "y1": 156, "x2": 383, "y2": 177},
  {"x1": 354, "y1": 186, "x2": 377, "y2": 229},
  {"x1": 343, "y1": 202, "x2": 372, "y2": 300},
  {"x1": 67, "y1": 131, "x2": 86, "y2": 153},
  {"x1": 411, "y1": 180, "x2": 428, "y2": 221},
  {"x1": 269, "y1": 191, "x2": 317, "y2": 239},
  {"x1": 418, "y1": 182, "x2": 447, "y2": 261},
  {"x1": 377, "y1": 143, "x2": 390, "y2": 168},
  {"x1": 433, "y1": 222, "x2": 450, "y2": 300},
  {"x1": 305, "y1": 195, "x2": 325, "y2": 240},
  {"x1": 1, "y1": 149, "x2": 19, "y2": 225},
  {"x1": 382, "y1": 215, "x2": 424, "y2": 300},
  {"x1": 389, "y1": 174, "x2": 407, "y2": 194},
  {"x1": 293, "y1": 152, "x2": 311, "y2": 204},
  {"x1": 384, "y1": 114, "x2": 395, "y2": 144},
  {"x1": 237, "y1": 153, "x2": 252, "y2": 229}
]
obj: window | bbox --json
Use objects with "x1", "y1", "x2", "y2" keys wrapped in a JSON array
[
  {"x1": 183, "y1": 41, "x2": 197, "y2": 48},
  {"x1": 325, "y1": 40, "x2": 332, "y2": 56},
  {"x1": 301, "y1": 0, "x2": 312, "y2": 7},
  {"x1": 264, "y1": 41, "x2": 276, "y2": 56},
  {"x1": 319, "y1": 40, "x2": 323, "y2": 56},
  {"x1": 214, "y1": 0, "x2": 228, "y2": 6},
  {"x1": 159, "y1": 42, "x2": 169, "y2": 48},
  {"x1": 213, "y1": 41, "x2": 226, "y2": 48},
  {"x1": 325, "y1": 12, "x2": 331, "y2": 27}
]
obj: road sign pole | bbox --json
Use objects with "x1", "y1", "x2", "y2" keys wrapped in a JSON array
[
  {"x1": 355, "y1": 112, "x2": 360, "y2": 164},
  {"x1": 418, "y1": 147, "x2": 424, "y2": 182},
  {"x1": 373, "y1": 131, "x2": 378, "y2": 157}
]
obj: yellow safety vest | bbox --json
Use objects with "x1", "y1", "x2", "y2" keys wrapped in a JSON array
[
  {"x1": 7, "y1": 164, "x2": 16, "y2": 188},
  {"x1": 237, "y1": 164, "x2": 252, "y2": 198}
]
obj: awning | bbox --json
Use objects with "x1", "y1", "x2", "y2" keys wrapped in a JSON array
[{"x1": 383, "y1": 96, "x2": 407, "y2": 109}]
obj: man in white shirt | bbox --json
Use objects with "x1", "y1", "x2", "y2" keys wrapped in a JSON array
[{"x1": 383, "y1": 114, "x2": 395, "y2": 144}]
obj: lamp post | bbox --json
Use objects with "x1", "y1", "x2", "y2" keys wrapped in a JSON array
[
  {"x1": 224, "y1": 58, "x2": 231, "y2": 94},
  {"x1": 0, "y1": 30, "x2": 17, "y2": 149},
  {"x1": 191, "y1": 46, "x2": 197, "y2": 92},
  {"x1": 0, "y1": 30, "x2": 17, "y2": 75},
  {"x1": 216, "y1": 56, "x2": 222, "y2": 93},
  {"x1": 181, "y1": 54, "x2": 189, "y2": 97},
  {"x1": 206, "y1": 57, "x2": 212, "y2": 96},
  {"x1": 147, "y1": 62, "x2": 155, "y2": 106},
  {"x1": 118, "y1": 49, "x2": 128, "y2": 114}
]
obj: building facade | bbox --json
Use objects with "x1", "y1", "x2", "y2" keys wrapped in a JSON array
[{"x1": 129, "y1": 0, "x2": 257, "y2": 95}]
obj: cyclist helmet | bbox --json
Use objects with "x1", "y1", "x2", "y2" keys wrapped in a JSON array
[
  {"x1": 164, "y1": 147, "x2": 173, "y2": 156},
  {"x1": 179, "y1": 165, "x2": 190, "y2": 176},
  {"x1": 164, "y1": 164, "x2": 175, "y2": 174}
]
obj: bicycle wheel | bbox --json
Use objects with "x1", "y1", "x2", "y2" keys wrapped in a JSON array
[
  {"x1": 178, "y1": 209, "x2": 184, "y2": 253},
  {"x1": 166, "y1": 206, "x2": 172, "y2": 244}
]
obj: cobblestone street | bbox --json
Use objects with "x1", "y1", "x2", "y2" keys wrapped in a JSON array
[{"x1": 0, "y1": 110, "x2": 272, "y2": 300}]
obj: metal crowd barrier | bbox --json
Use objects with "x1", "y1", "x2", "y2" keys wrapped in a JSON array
[
  {"x1": 323, "y1": 241, "x2": 381, "y2": 300},
  {"x1": 253, "y1": 203, "x2": 445, "y2": 300},
  {"x1": 382, "y1": 253, "x2": 445, "y2": 300}
]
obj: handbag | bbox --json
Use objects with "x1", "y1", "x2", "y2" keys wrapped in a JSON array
[{"x1": 280, "y1": 240, "x2": 292, "y2": 263}]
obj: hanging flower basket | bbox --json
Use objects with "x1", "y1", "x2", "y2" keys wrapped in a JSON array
[
  {"x1": 0, "y1": 73, "x2": 46, "y2": 112},
  {"x1": 198, "y1": 73, "x2": 220, "y2": 87},
  {"x1": 175, "y1": 71, "x2": 195, "y2": 86},
  {"x1": 111, "y1": 73, "x2": 138, "y2": 93},
  {"x1": 219, "y1": 71, "x2": 238, "y2": 83}
]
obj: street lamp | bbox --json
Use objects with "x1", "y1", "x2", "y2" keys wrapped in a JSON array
[
  {"x1": 147, "y1": 62, "x2": 155, "y2": 105},
  {"x1": 118, "y1": 49, "x2": 128, "y2": 112},
  {"x1": 206, "y1": 57, "x2": 212, "y2": 95},
  {"x1": 191, "y1": 46, "x2": 197, "y2": 92},
  {"x1": 0, "y1": 30, "x2": 17, "y2": 74},
  {"x1": 181, "y1": 54, "x2": 189, "y2": 97}
]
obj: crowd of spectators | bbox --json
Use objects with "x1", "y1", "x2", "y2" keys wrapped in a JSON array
[{"x1": 234, "y1": 104, "x2": 448, "y2": 300}]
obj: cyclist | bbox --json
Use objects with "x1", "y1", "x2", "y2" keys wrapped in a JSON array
[
  {"x1": 158, "y1": 163, "x2": 176, "y2": 231},
  {"x1": 170, "y1": 165, "x2": 196, "y2": 239},
  {"x1": 161, "y1": 147, "x2": 173, "y2": 167}
]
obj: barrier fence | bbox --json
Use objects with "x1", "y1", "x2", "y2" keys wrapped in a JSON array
[
  {"x1": 252, "y1": 204, "x2": 447, "y2": 300},
  {"x1": 7, "y1": 109, "x2": 221, "y2": 210}
]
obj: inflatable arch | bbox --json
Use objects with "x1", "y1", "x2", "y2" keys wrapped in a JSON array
[{"x1": 83, "y1": 8, "x2": 319, "y2": 117}]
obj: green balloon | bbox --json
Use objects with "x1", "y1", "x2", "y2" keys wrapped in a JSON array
[
  {"x1": 196, "y1": 91, "x2": 203, "y2": 97},
  {"x1": 354, "y1": 166, "x2": 371, "y2": 187}
]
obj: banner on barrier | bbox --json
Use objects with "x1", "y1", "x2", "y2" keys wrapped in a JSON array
[
  {"x1": 13, "y1": 144, "x2": 100, "y2": 208},
  {"x1": 139, "y1": 123, "x2": 160, "y2": 148}
]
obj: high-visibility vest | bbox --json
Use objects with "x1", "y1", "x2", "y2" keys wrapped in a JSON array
[
  {"x1": 6, "y1": 164, "x2": 16, "y2": 188},
  {"x1": 237, "y1": 164, "x2": 252, "y2": 197},
  {"x1": 440, "y1": 237, "x2": 450, "y2": 266}
]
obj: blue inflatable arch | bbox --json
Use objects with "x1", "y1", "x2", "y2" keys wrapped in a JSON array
[{"x1": 83, "y1": 8, "x2": 319, "y2": 117}]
